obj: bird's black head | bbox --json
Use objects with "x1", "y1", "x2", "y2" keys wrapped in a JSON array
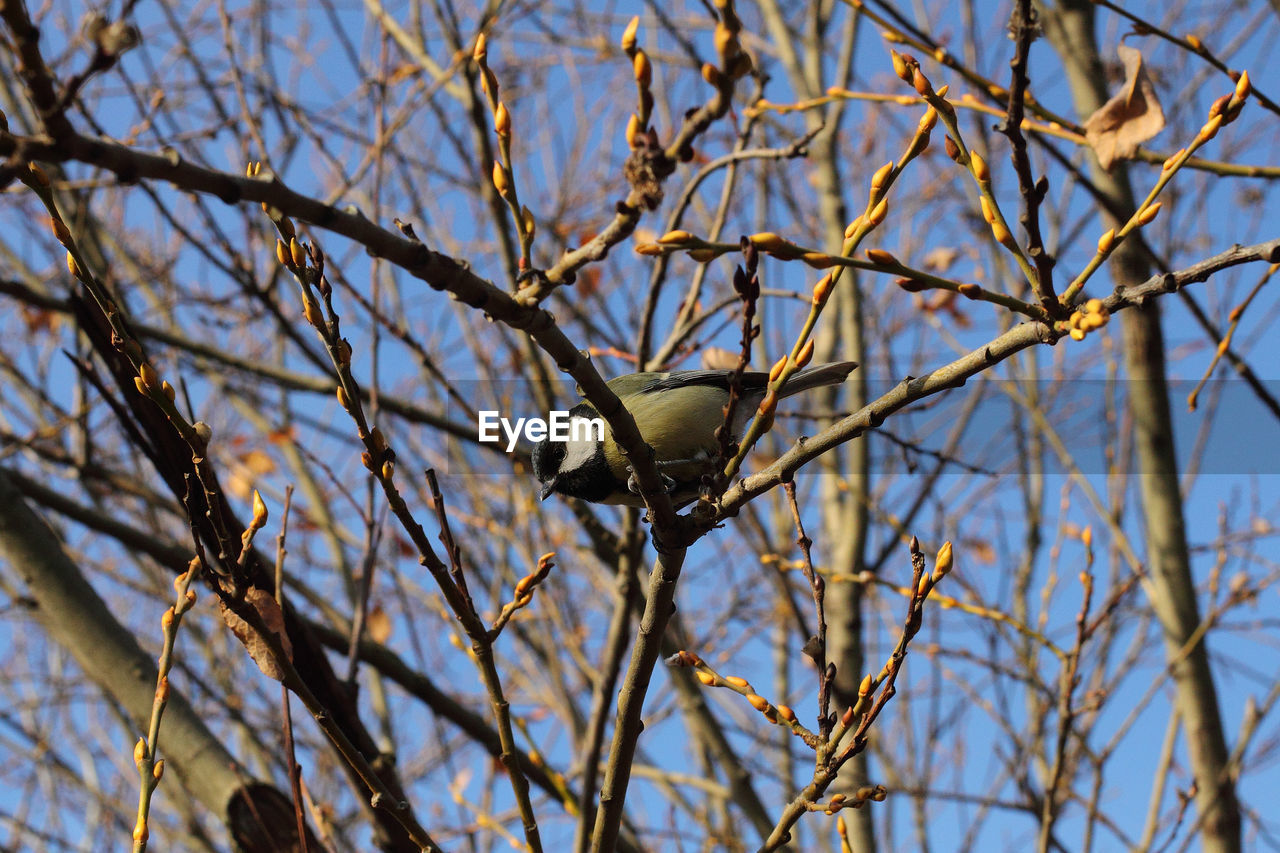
[
  {"x1": 531, "y1": 435, "x2": 566, "y2": 501},
  {"x1": 530, "y1": 404, "x2": 620, "y2": 503}
]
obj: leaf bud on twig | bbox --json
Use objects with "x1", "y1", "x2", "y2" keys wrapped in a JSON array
[
  {"x1": 251, "y1": 489, "x2": 269, "y2": 530},
  {"x1": 139, "y1": 362, "x2": 159, "y2": 390},
  {"x1": 27, "y1": 162, "x2": 51, "y2": 186},
  {"x1": 868, "y1": 197, "x2": 889, "y2": 226},
  {"x1": 944, "y1": 135, "x2": 961, "y2": 162},
  {"x1": 870, "y1": 160, "x2": 894, "y2": 192},
  {"x1": 192, "y1": 421, "x2": 213, "y2": 447},
  {"x1": 890, "y1": 50, "x2": 911, "y2": 82},
  {"x1": 492, "y1": 161, "x2": 511, "y2": 198},
  {"x1": 714, "y1": 23, "x2": 738, "y2": 63},
  {"x1": 912, "y1": 68, "x2": 931, "y2": 96},
  {"x1": 50, "y1": 217, "x2": 71, "y2": 244},
  {"x1": 621, "y1": 16, "x2": 639, "y2": 53},
  {"x1": 933, "y1": 541, "x2": 953, "y2": 578},
  {"x1": 970, "y1": 149, "x2": 989, "y2": 182},
  {"x1": 979, "y1": 196, "x2": 995, "y2": 224},
  {"x1": 1097, "y1": 229, "x2": 1116, "y2": 254},
  {"x1": 796, "y1": 339, "x2": 815, "y2": 368},
  {"x1": 1198, "y1": 113, "x2": 1223, "y2": 142},
  {"x1": 749, "y1": 232, "x2": 787, "y2": 252},
  {"x1": 1136, "y1": 202, "x2": 1162, "y2": 226},
  {"x1": 812, "y1": 273, "x2": 833, "y2": 304},
  {"x1": 633, "y1": 50, "x2": 652, "y2": 87},
  {"x1": 1234, "y1": 70, "x2": 1251, "y2": 101},
  {"x1": 990, "y1": 218, "x2": 1013, "y2": 246}
]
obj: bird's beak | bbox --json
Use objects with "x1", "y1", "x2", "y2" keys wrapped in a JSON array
[{"x1": 539, "y1": 478, "x2": 558, "y2": 501}]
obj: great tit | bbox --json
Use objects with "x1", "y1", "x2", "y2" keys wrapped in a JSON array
[{"x1": 532, "y1": 361, "x2": 858, "y2": 506}]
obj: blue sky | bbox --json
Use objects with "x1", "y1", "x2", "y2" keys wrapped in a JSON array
[{"x1": 2, "y1": 0, "x2": 1279, "y2": 850}]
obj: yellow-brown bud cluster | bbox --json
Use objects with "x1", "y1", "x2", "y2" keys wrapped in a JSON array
[
  {"x1": 1205, "y1": 70, "x2": 1251, "y2": 133},
  {"x1": 668, "y1": 649, "x2": 704, "y2": 667},
  {"x1": 1067, "y1": 298, "x2": 1110, "y2": 341},
  {"x1": 618, "y1": 16, "x2": 661, "y2": 148}
]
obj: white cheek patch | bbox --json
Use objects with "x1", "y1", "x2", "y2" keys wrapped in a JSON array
[{"x1": 558, "y1": 416, "x2": 602, "y2": 473}]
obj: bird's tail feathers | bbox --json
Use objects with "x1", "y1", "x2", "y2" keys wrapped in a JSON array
[{"x1": 778, "y1": 360, "x2": 859, "y2": 397}]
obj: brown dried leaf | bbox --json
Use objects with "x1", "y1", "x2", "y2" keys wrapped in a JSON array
[
  {"x1": 922, "y1": 246, "x2": 959, "y2": 273},
  {"x1": 701, "y1": 346, "x2": 744, "y2": 371},
  {"x1": 266, "y1": 425, "x2": 298, "y2": 445},
  {"x1": 367, "y1": 604, "x2": 393, "y2": 644},
  {"x1": 578, "y1": 266, "x2": 601, "y2": 296},
  {"x1": 21, "y1": 306, "x2": 60, "y2": 333},
  {"x1": 924, "y1": 290, "x2": 957, "y2": 313},
  {"x1": 963, "y1": 537, "x2": 996, "y2": 565},
  {"x1": 240, "y1": 448, "x2": 276, "y2": 475},
  {"x1": 225, "y1": 470, "x2": 253, "y2": 501},
  {"x1": 1083, "y1": 44, "x2": 1165, "y2": 170},
  {"x1": 219, "y1": 587, "x2": 293, "y2": 682}
]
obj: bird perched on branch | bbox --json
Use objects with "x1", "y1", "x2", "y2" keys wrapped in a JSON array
[{"x1": 532, "y1": 361, "x2": 858, "y2": 506}]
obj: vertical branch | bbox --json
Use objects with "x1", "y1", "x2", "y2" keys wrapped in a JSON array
[
  {"x1": 1036, "y1": 555, "x2": 1093, "y2": 853},
  {"x1": 273, "y1": 488, "x2": 311, "y2": 853},
  {"x1": 572, "y1": 514, "x2": 643, "y2": 853},
  {"x1": 705, "y1": 237, "x2": 762, "y2": 500},
  {"x1": 784, "y1": 480, "x2": 832, "y2": 736},
  {"x1": 999, "y1": 0, "x2": 1058, "y2": 309}
]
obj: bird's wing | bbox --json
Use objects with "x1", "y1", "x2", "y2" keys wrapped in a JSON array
[{"x1": 637, "y1": 369, "x2": 770, "y2": 394}]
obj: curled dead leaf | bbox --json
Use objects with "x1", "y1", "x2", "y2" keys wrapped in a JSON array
[
  {"x1": 1083, "y1": 44, "x2": 1165, "y2": 170},
  {"x1": 701, "y1": 346, "x2": 744, "y2": 371},
  {"x1": 922, "y1": 246, "x2": 959, "y2": 273},
  {"x1": 219, "y1": 587, "x2": 293, "y2": 682},
  {"x1": 367, "y1": 604, "x2": 393, "y2": 644}
]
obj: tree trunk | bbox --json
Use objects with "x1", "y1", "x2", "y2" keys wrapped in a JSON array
[{"x1": 1039, "y1": 4, "x2": 1241, "y2": 850}]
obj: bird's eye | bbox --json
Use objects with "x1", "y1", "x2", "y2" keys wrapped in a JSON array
[{"x1": 531, "y1": 435, "x2": 565, "y2": 479}]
